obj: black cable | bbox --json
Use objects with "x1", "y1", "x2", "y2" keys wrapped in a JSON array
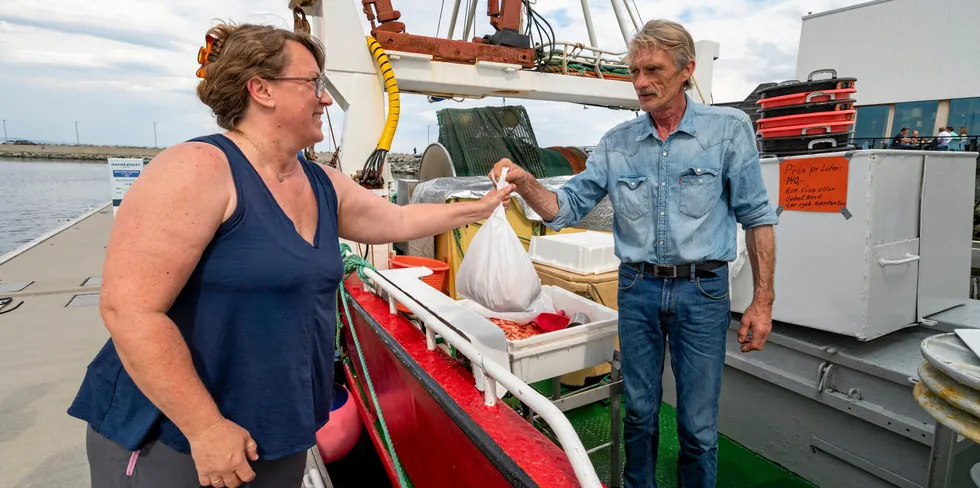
[
  {"x1": 436, "y1": 0, "x2": 447, "y2": 37},
  {"x1": 0, "y1": 298, "x2": 23, "y2": 315}
]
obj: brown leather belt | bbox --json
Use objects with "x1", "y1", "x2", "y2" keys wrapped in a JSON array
[{"x1": 623, "y1": 260, "x2": 727, "y2": 279}]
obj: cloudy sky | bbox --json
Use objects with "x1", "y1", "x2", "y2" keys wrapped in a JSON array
[{"x1": 0, "y1": 0, "x2": 861, "y2": 152}]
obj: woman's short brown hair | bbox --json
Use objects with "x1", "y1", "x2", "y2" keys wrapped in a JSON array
[{"x1": 196, "y1": 23, "x2": 325, "y2": 130}]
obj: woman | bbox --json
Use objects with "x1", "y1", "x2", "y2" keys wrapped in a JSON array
[{"x1": 67, "y1": 23, "x2": 513, "y2": 488}]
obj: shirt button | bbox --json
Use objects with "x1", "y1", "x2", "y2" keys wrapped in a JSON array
[
  {"x1": 699, "y1": 178, "x2": 703, "y2": 183},
  {"x1": 660, "y1": 211, "x2": 665, "y2": 216},
  {"x1": 659, "y1": 240, "x2": 664, "y2": 244},
  {"x1": 662, "y1": 151, "x2": 668, "y2": 157},
  {"x1": 662, "y1": 182, "x2": 666, "y2": 186},
  {"x1": 696, "y1": 168, "x2": 701, "y2": 173}
]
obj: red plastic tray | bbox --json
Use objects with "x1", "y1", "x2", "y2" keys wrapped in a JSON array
[
  {"x1": 757, "y1": 121, "x2": 856, "y2": 139},
  {"x1": 756, "y1": 88, "x2": 856, "y2": 110},
  {"x1": 757, "y1": 110, "x2": 856, "y2": 130}
]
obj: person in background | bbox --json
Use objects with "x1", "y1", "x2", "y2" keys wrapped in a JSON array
[
  {"x1": 948, "y1": 126, "x2": 964, "y2": 151},
  {"x1": 68, "y1": 22, "x2": 513, "y2": 488},
  {"x1": 910, "y1": 129, "x2": 922, "y2": 147},
  {"x1": 937, "y1": 126, "x2": 952, "y2": 150},
  {"x1": 492, "y1": 18, "x2": 777, "y2": 488},
  {"x1": 891, "y1": 127, "x2": 910, "y2": 149}
]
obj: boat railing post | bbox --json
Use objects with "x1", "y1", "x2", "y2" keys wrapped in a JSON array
[
  {"x1": 483, "y1": 369, "x2": 497, "y2": 406},
  {"x1": 424, "y1": 322, "x2": 437, "y2": 351},
  {"x1": 610, "y1": 349, "x2": 623, "y2": 488}
]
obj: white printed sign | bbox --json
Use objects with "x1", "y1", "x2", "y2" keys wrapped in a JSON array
[{"x1": 108, "y1": 158, "x2": 146, "y2": 215}]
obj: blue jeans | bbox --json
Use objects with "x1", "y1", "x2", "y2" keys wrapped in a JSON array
[{"x1": 617, "y1": 263, "x2": 731, "y2": 488}]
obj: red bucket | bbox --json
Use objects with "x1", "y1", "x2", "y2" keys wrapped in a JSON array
[{"x1": 388, "y1": 255, "x2": 450, "y2": 313}]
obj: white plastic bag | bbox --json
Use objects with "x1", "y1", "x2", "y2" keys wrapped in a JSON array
[{"x1": 455, "y1": 168, "x2": 545, "y2": 318}]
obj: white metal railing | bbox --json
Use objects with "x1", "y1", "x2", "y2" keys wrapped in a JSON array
[{"x1": 362, "y1": 268, "x2": 603, "y2": 488}]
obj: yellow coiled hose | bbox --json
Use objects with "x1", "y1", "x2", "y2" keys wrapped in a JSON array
[{"x1": 358, "y1": 36, "x2": 401, "y2": 187}]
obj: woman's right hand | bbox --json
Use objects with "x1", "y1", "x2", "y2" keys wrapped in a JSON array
[
  {"x1": 476, "y1": 183, "x2": 516, "y2": 219},
  {"x1": 187, "y1": 418, "x2": 260, "y2": 487}
]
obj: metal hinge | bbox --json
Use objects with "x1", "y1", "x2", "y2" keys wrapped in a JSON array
[{"x1": 816, "y1": 361, "x2": 835, "y2": 396}]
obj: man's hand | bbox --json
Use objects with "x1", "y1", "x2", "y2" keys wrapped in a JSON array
[
  {"x1": 187, "y1": 418, "x2": 260, "y2": 488},
  {"x1": 490, "y1": 159, "x2": 528, "y2": 189},
  {"x1": 737, "y1": 300, "x2": 772, "y2": 353}
]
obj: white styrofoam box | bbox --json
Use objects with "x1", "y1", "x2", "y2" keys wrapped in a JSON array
[
  {"x1": 731, "y1": 150, "x2": 975, "y2": 341},
  {"x1": 528, "y1": 231, "x2": 620, "y2": 275},
  {"x1": 508, "y1": 286, "x2": 618, "y2": 383}
]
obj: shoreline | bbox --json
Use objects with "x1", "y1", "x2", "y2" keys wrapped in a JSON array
[
  {"x1": 1, "y1": 143, "x2": 423, "y2": 177},
  {"x1": 0, "y1": 144, "x2": 164, "y2": 161}
]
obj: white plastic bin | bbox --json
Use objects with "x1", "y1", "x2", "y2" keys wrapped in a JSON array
[
  {"x1": 507, "y1": 286, "x2": 619, "y2": 384},
  {"x1": 528, "y1": 231, "x2": 620, "y2": 275}
]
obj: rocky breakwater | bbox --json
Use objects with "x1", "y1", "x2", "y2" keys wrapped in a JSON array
[
  {"x1": 314, "y1": 151, "x2": 421, "y2": 179},
  {"x1": 0, "y1": 143, "x2": 163, "y2": 161}
]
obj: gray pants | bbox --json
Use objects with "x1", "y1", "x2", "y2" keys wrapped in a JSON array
[{"x1": 86, "y1": 427, "x2": 306, "y2": 488}]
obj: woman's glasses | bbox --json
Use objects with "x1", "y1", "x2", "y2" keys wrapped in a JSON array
[{"x1": 267, "y1": 76, "x2": 327, "y2": 98}]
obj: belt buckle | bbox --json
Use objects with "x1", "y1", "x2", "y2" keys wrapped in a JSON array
[{"x1": 652, "y1": 265, "x2": 677, "y2": 278}]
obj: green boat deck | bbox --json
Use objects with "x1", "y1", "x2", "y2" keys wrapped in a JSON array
[{"x1": 510, "y1": 381, "x2": 815, "y2": 487}]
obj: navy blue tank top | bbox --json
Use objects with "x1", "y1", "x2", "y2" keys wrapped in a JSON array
[{"x1": 67, "y1": 134, "x2": 344, "y2": 460}]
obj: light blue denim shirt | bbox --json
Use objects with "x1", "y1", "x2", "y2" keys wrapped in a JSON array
[{"x1": 545, "y1": 94, "x2": 778, "y2": 265}]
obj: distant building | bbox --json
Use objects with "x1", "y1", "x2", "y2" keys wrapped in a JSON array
[{"x1": 796, "y1": 0, "x2": 979, "y2": 145}]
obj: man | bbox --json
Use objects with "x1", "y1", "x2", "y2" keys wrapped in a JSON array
[
  {"x1": 892, "y1": 127, "x2": 910, "y2": 149},
  {"x1": 491, "y1": 19, "x2": 777, "y2": 488}
]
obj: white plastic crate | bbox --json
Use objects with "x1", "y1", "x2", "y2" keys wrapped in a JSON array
[
  {"x1": 507, "y1": 286, "x2": 619, "y2": 384},
  {"x1": 528, "y1": 231, "x2": 620, "y2": 275}
]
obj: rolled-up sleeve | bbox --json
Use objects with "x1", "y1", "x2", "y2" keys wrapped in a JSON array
[
  {"x1": 727, "y1": 116, "x2": 778, "y2": 229},
  {"x1": 544, "y1": 139, "x2": 609, "y2": 231}
]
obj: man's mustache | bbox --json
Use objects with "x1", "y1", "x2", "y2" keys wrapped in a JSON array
[{"x1": 638, "y1": 91, "x2": 660, "y2": 97}]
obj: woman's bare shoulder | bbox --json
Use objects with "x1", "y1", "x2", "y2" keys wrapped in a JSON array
[{"x1": 148, "y1": 141, "x2": 229, "y2": 176}]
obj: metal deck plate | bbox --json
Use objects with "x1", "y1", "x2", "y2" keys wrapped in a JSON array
[
  {"x1": 921, "y1": 333, "x2": 980, "y2": 391},
  {"x1": 0, "y1": 281, "x2": 33, "y2": 293},
  {"x1": 918, "y1": 361, "x2": 980, "y2": 418},
  {"x1": 913, "y1": 381, "x2": 980, "y2": 444},
  {"x1": 82, "y1": 276, "x2": 102, "y2": 287},
  {"x1": 66, "y1": 293, "x2": 101, "y2": 308},
  {"x1": 752, "y1": 319, "x2": 936, "y2": 383}
]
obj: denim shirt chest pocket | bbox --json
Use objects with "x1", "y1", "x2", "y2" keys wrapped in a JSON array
[
  {"x1": 614, "y1": 175, "x2": 652, "y2": 220},
  {"x1": 678, "y1": 166, "x2": 721, "y2": 218}
]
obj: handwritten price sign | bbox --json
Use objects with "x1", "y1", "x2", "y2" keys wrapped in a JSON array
[{"x1": 778, "y1": 156, "x2": 849, "y2": 213}]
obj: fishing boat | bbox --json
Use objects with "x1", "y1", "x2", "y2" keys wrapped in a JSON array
[
  {"x1": 4, "y1": 1, "x2": 979, "y2": 486},
  {"x1": 287, "y1": 1, "x2": 980, "y2": 488}
]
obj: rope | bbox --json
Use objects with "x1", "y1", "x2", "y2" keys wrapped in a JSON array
[
  {"x1": 336, "y1": 244, "x2": 410, "y2": 487},
  {"x1": 452, "y1": 228, "x2": 465, "y2": 258}
]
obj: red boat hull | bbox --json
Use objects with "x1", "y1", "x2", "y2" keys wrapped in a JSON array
[{"x1": 331, "y1": 277, "x2": 582, "y2": 487}]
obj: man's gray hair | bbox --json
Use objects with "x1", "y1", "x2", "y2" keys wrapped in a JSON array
[{"x1": 625, "y1": 19, "x2": 696, "y2": 91}]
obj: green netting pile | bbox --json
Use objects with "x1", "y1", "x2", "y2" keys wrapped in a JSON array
[{"x1": 436, "y1": 105, "x2": 573, "y2": 178}]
